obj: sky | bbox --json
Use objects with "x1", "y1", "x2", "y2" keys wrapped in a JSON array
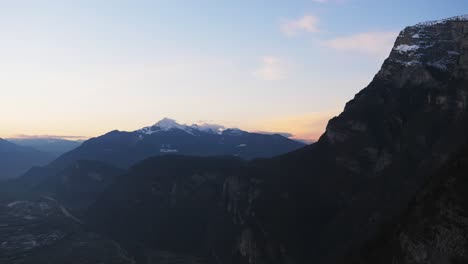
[{"x1": 0, "y1": 0, "x2": 466, "y2": 141}]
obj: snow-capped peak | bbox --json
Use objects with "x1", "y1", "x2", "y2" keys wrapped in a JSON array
[
  {"x1": 191, "y1": 123, "x2": 225, "y2": 134},
  {"x1": 414, "y1": 14, "x2": 468, "y2": 28},
  {"x1": 136, "y1": 118, "x2": 237, "y2": 135},
  {"x1": 153, "y1": 118, "x2": 186, "y2": 131},
  {"x1": 137, "y1": 118, "x2": 188, "y2": 135}
]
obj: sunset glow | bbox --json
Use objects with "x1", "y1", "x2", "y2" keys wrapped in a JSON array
[{"x1": 0, "y1": 1, "x2": 464, "y2": 141}]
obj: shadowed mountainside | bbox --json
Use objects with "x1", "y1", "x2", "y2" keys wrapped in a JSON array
[
  {"x1": 8, "y1": 137, "x2": 82, "y2": 158},
  {"x1": 347, "y1": 141, "x2": 468, "y2": 263},
  {"x1": 0, "y1": 139, "x2": 52, "y2": 180}
]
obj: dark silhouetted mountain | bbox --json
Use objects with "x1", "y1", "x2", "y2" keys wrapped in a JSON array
[
  {"x1": 0, "y1": 139, "x2": 52, "y2": 180},
  {"x1": 347, "y1": 142, "x2": 468, "y2": 264},
  {"x1": 8, "y1": 160, "x2": 123, "y2": 211},
  {"x1": 33, "y1": 160, "x2": 124, "y2": 210},
  {"x1": 85, "y1": 16, "x2": 468, "y2": 264},
  {"x1": 8, "y1": 137, "x2": 82, "y2": 158},
  {"x1": 48, "y1": 118, "x2": 305, "y2": 170},
  {"x1": 87, "y1": 156, "x2": 246, "y2": 263}
]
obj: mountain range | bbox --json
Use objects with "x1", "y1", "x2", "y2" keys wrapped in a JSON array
[
  {"x1": 24, "y1": 118, "x2": 302, "y2": 175},
  {"x1": 0, "y1": 139, "x2": 52, "y2": 180},
  {"x1": 8, "y1": 118, "x2": 304, "y2": 204},
  {"x1": 8, "y1": 137, "x2": 83, "y2": 158},
  {"x1": 2, "y1": 14, "x2": 468, "y2": 264},
  {"x1": 49, "y1": 118, "x2": 304, "y2": 170}
]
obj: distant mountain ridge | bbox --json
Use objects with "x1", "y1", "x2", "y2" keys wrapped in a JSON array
[
  {"x1": 8, "y1": 137, "x2": 82, "y2": 158},
  {"x1": 0, "y1": 139, "x2": 52, "y2": 180},
  {"x1": 47, "y1": 118, "x2": 305, "y2": 170},
  {"x1": 11, "y1": 118, "x2": 304, "y2": 196}
]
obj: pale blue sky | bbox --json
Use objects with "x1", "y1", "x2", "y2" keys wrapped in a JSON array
[{"x1": 0, "y1": 0, "x2": 466, "y2": 140}]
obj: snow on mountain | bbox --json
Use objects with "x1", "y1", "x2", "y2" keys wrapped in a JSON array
[
  {"x1": 136, "y1": 118, "x2": 246, "y2": 136},
  {"x1": 415, "y1": 14, "x2": 468, "y2": 27},
  {"x1": 394, "y1": 44, "x2": 420, "y2": 53},
  {"x1": 153, "y1": 118, "x2": 187, "y2": 131},
  {"x1": 137, "y1": 118, "x2": 188, "y2": 135},
  {"x1": 191, "y1": 123, "x2": 225, "y2": 134},
  {"x1": 389, "y1": 15, "x2": 466, "y2": 70}
]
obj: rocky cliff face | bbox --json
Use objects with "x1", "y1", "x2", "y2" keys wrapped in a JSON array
[
  {"x1": 344, "y1": 16, "x2": 468, "y2": 264},
  {"x1": 87, "y1": 156, "x2": 246, "y2": 263},
  {"x1": 216, "y1": 15, "x2": 468, "y2": 264},
  {"x1": 85, "y1": 16, "x2": 468, "y2": 264},
  {"x1": 349, "y1": 143, "x2": 468, "y2": 264},
  {"x1": 304, "y1": 15, "x2": 468, "y2": 262}
]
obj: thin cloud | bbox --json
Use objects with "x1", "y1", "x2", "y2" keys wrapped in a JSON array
[
  {"x1": 324, "y1": 31, "x2": 398, "y2": 58},
  {"x1": 253, "y1": 56, "x2": 288, "y2": 81},
  {"x1": 281, "y1": 15, "x2": 320, "y2": 36}
]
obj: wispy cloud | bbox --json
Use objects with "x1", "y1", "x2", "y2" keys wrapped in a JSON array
[
  {"x1": 253, "y1": 56, "x2": 288, "y2": 81},
  {"x1": 280, "y1": 15, "x2": 320, "y2": 36},
  {"x1": 323, "y1": 31, "x2": 398, "y2": 58}
]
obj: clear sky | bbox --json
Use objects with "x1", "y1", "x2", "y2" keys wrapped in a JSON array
[{"x1": 0, "y1": 0, "x2": 466, "y2": 141}]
